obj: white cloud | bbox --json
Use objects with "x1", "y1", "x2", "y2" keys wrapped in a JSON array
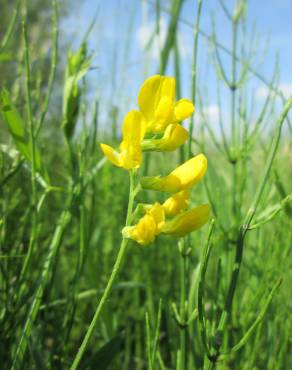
[
  {"x1": 136, "y1": 17, "x2": 190, "y2": 60},
  {"x1": 206, "y1": 104, "x2": 220, "y2": 122},
  {"x1": 137, "y1": 18, "x2": 167, "y2": 60},
  {"x1": 196, "y1": 104, "x2": 220, "y2": 125},
  {"x1": 256, "y1": 83, "x2": 292, "y2": 100}
]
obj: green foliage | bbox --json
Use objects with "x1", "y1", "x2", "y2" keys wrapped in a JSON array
[
  {"x1": 0, "y1": 0, "x2": 291, "y2": 370},
  {"x1": 62, "y1": 43, "x2": 93, "y2": 140},
  {"x1": 0, "y1": 89, "x2": 42, "y2": 171}
]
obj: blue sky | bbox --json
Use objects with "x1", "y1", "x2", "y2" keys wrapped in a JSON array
[{"x1": 62, "y1": 0, "x2": 292, "y2": 133}]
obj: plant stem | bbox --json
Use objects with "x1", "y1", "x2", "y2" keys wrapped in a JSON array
[
  {"x1": 12, "y1": 192, "x2": 74, "y2": 369},
  {"x1": 214, "y1": 97, "x2": 292, "y2": 359},
  {"x1": 19, "y1": 14, "x2": 37, "y2": 285},
  {"x1": 159, "y1": 0, "x2": 183, "y2": 74},
  {"x1": 188, "y1": 0, "x2": 203, "y2": 158},
  {"x1": 70, "y1": 170, "x2": 136, "y2": 370},
  {"x1": 178, "y1": 240, "x2": 186, "y2": 370},
  {"x1": 231, "y1": 20, "x2": 238, "y2": 224}
]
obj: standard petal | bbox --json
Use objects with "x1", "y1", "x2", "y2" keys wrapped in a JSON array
[
  {"x1": 162, "y1": 204, "x2": 210, "y2": 237},
  {"x1": 138, "y1": 75, "x2": 162, "y2": 121},
  {"x1": 162, "y1": 190, "x2": 190, "y2": 217},
  {"x1": 119, "y1": 110, "x2": 145, "y2": 169},
  {"x1": 174, "y1": 98, "x2": 194, "y2": 121},
  {"x1": 100, "y1": 143, "x2": 121, "y2": 167},
  {"x1": 154, "y1": 96, "x2": 174, "y2": 123},
  {"x1": 160, "y1": 76, "x2": 176, "y2": 101},
  {"x1": 122, "y1": 110, "x2": 145, "y2": 144}
]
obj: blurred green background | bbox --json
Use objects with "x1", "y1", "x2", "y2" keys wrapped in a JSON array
[{"x1": 0, "y1": 1, "x2": 291, "y2": 369}]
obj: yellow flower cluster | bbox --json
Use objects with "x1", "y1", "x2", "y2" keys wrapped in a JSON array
[{"x1": 100, "y1": 75, "x2": 210, "y2": 245}]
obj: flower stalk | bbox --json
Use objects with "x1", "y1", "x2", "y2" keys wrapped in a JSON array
[{"x1": 70, "y1": 170, "x2": 136, "y2": 370}]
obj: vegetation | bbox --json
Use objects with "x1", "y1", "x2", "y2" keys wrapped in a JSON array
[{"x1": 0, "y1": 0, "x2": 291, "y2": 369}]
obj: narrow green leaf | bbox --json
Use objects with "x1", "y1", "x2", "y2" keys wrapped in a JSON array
[
  {"x1": 80, "y1": 333, "x2": 124, "y2": 370},
  {"x1": 0, "y1": 89, "x2": 42, "y2": 171}
]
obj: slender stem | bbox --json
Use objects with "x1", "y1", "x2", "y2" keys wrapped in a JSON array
[
  {"x1": 70, "y1": 170, "x2": 136, "y2": 370},
  {"x1": 0, "y1": 0, "x2": 20, "y2": 52},
  {"x1": 188, "y1": 0, "x2": 203, "y2": 158},
  {"x1": 12, "y1": 192, "x2": 74, "y2": 370},
  {"x1": 214, "y1": 97, "x2": 292, "y2": 360},
  {"x1": 19, "y1": 14, "x2": 37, "y2": 284},
  {"x1": 231, "y1": 21, "x2": 239, "y2": 225},
  {"x1": 174, "y1": 36, "x2": 184, "y2": 163},
  {"x1": 159, "y1": 0, "x2": 183, "y2": 74},
  {"x1": 178, "y1": 240, "x2": 186, "y2": 370},
  {"x1": 36, "y1": 0, "x2": 58, "y2": 136},
  {"x1": 231, "y1": 22, "x2": 237, "y2": 149}
]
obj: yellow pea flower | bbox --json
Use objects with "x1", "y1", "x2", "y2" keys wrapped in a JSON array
[
  {"x1": 140, "y1": 154, "x2": 207, "y2": 192},
  {"x1": 162, "y1": 190, "x2": 190, "y2": 217},
  {"x1": 100, "y1": 110, "x2": 145, "y2": 170},
  {"x1": 122, "y1": 203, "x2": 165, "y2": 245},
  {"x1": 141, "y1": 124, "x2": 189, "y2": 152},
  {"x1": 162, "y1": 204, "x2": 210, "y2": 237},
  {"x1": 138, "y1": 75, "x2": 194, "y2": 133}
]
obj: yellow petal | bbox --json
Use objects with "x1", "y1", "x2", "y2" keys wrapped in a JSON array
[
  {"x1": 119, "y1": 110, "x2": 145, "y2": 169},
  {"x1": 100, "y1": 143, "x2": 121, "y2": 167},
  {"x1": 142, "y1": 124, "x2": 188, "y2": 152},
  {"x1": 138, "y1": 75, "x2": 162, "y2": 121},
  {"x1": 160, "y1": 76, "x2": 176, "y2": 101},
  {"x1": 148, "y1": 202, "x2": 165, "y2": 232},
  {"x1": 124, "y1": 214, "x2": 157, "y2": 245},
  {"x1": 119, "y1": 140, "x2": 142, "y2": 170},
  {"x1": 122, "y1": 202, "x2": 165, "y2": 246},
  {"x1": 162, "y1": 204, "x2": 210, "y2": 237},
  {"x1": 122, "y1": 109, "x2": 145, "y2": 143},
  {"x1": 140, "y1": 154, "x2": 207, "y2": 192},
  {"x1": 163, "y1": 124, "x2": 189, "y2": 149},
  {"x1": 174, "y1": 99, "x2": 194, "y2": 121},
  {"x1": 138, "y1": 75, "x2": 176, "y2": 132},
  {"x1": 154, "y1": 96, "x2": 174, "y2": 122},
  {"x1": 162, "y1": 190, "x2": 190, "y2": 217}
]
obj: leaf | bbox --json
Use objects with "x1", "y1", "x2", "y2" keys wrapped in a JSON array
[
  {"x1": 62, "y1": 43, "x2": 93, "y2": 139},
  {"x1": 1, "y1": 89, "x2": 31, "y2": 161},
  {"x1": 0, "y1": 89, "x2": 42, "y2": 171},
  {"x1": 80, "y1": 332, "x2": 124, "y2": 370},
  {"x1": 0, "y1": 51, "x2": 14, "y2": 62}
]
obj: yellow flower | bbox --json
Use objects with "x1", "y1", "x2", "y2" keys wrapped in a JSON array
[
  {"x1": 162, "y1": 190, "x2": 190, "y2": 217},
  {"x1": 138, "y1": 75, "x2": 194, "y2": 133},
  {"x1": 140, "y1": 154, "x2": 207, "y2": 192},
  {"x1": 100, "y1": 110, "x2": 145, "y2": 170},
  {"x1": 122, "y1": 203, "x2": 165, "y2": 245},
  {"x1": 162, "y1": 204, "x2": 210, "y2": 237},
  {"x1": 141, "y1": 124, "x2": 189, "y2": 152}
]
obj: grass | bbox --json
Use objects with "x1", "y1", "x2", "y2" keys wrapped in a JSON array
[{"x1": 0, "y1": 0, "x2": 291, "y2": 369}]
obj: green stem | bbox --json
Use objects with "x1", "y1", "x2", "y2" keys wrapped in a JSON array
[
  {"x1": 231, "y1": 22, "x2": 237, "y2": 150},
  {"x1": 36, "y1": 0, "x2": 58, "y2": 136},
  {"x1": 188, "y1": 0, "x2": 203, "y2": 159},
  {"x1": 231, "y1": 21, "x2": 238, "y2": 224},
  {"x1": 159, "y1": 0, "x2": 183, "y2": 74},
  {"x1": 70, "y1": 170, "x2": 136, "y2": 370},
  {"x1": 178, "y1": 240, "x2": 187, "y2": 370},
  {"x1": 214, "y1": 97, "x2": 292, "y2": 359},
  {"x1": 0, "y1": 0, "x2": 20, "y2": 52},
  {"x1": 12, "y1": 192, "x2": 74, "y2": 369},
  {"x1": 19, "y1": 15, "x2": 37, "y2": 285}
]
